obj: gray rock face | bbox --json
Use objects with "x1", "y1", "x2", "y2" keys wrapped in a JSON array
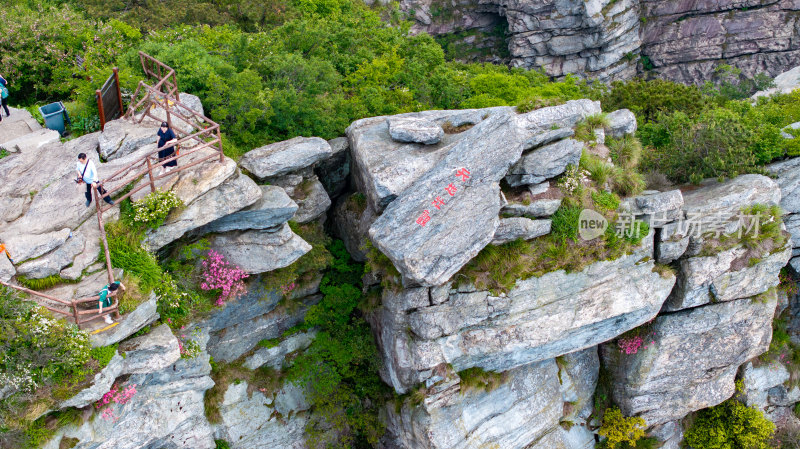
[
  {"x1": 385, "y1": 360, "x2": 567, "y2": 449},
  {"x1": 0, "y1": 252, "x2": 13, "y2": 282},
  {"x1": 373, "y1": 243, "x2": 676, "y2": 392},
  {"x1": 0, "y1": 228, "x2": 71, "y2": 264},
  {"x1": 606, "y1": 109, "x2": 637, "y2": 139},
  {"x1": 491, "y1": 217, "x2": 551, "y2": 244},
  {"x1": 655, "y1": 221, "x2": 690, "y2": 264},
  {"x1": 207, "y1": 224, "x2": 311, "y2": 274},
  {"x1": 60, "y1": 352, "x2": 126, "y2": 409},
  {"x1": 740, "y1": 361, "x2": 791, "y2": 412},
  {"x1": 143, "y1": 172, "x2": 262, "y2": 250},
  {"x1": 291, "y1": 176, "x2": 332, "y2": 223},
  {"x1": 215, "y1": 381, "x2": 308, "y2": 449},
  {"x1": 90, "y1": 293, "x2": 159, "y2": 347},
  {"x1": 502, "y1": 198, "x2": 563, "y2": 218},
  {"x1": 119, "y1": 324, "x2": 181, "y2": 374},
  {"x1": 603, "y1": 291, "x2": 777, "y2": 426},
  {"x1": 634, "y1": 190, "x2": 684, "y2": 216},
  {"x1": 368, "y1": 101, "x2": 600, "y2": 287},
  {"x1": 683, "y1": 174, "x2": 781, "y2": 219},
  {"x1": 768, "y1": 157, "x2": 800, "y2": 214},
  {"x1": 332, "y1": 193, "x2": 377, "y2": 262},
  {"x1": 244, "y1": 330, "x2": 317, "y2": 371},
  {"x1": 665, "y1": 244, "x2": 792, "y2": 311},
  {"x1": 316, "y1": 136, "x2": 351, "y2": 198},
  {"x1": 505, "y1": 138, "x2": 584, "y2": 187},
  {"x1": 195, "y1": 185, "x2": 298, "y2": 235},
  {"x1": 98, "y1": 119, "x2": 157, "y2": 161},
  {"x1": 204, "y1": 292, "x2": 322, "y2": 363},
  {"x1": 348, "y1": 107, "x2": 514, "y2": 212},
  {"x1": 0, "y1": 128, "x2": 61, "y2": 153},
  {"x1": 388, "y1": 117, "x2": 445, "y2": 145},
  {"x1": 240, "y1": 136, "x2": 333, "y2": 180}
]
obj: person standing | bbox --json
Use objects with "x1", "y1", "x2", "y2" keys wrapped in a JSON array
[
  {"x1": 76, "y1": 153, "x2": 114, "y2": 207},
  {"x1": 0, "y1": 74, "x2": 10, "y2": 122},
  {"x1": 97, "y1": 281, "x2": 125, "y2": 324},
  {"x1": 157, "y1": 122, "x2": 178, "y2": 174}
]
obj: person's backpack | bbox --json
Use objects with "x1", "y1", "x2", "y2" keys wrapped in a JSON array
[{"x1": 0, "y1": 84, "x2": 8, "y2": 99}]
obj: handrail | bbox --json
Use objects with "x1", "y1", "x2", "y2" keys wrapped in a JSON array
[{"x1": 0, "y1": 279, "x2": 119, "y2": 326}]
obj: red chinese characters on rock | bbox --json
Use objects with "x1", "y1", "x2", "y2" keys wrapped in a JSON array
[
  {"x1": 416, "y1": 210, "x2": 431, "y2": 227},
  {"x1": 415, "y1": 167, "x2": 471, "y2": 227}
]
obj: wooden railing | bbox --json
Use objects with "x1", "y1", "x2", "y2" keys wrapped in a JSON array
[
  {"x1": 0, "y1": 280, "x2": 120, "y2": 325},
  {"x1": 1, "y1": 53, "x2": 223, "y2": 329}
]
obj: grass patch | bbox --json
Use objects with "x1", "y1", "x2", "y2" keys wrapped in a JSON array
[
  {"x1": 574, "y1": 113, "x2": 610, "y2": 143},
  {"x1": 516, "y1": 96, "x2": 565, "y2": 113},
  {"x1": 458, "y1": 367, "x2": 507, "y2": 393},
  {"x1": 16, "y1": 275, "x2": 78, "y2": 291},
  {"x1": 608, "y1": 135, "x2": 642, "y2": 169},
  {"x1": 457, "y1": 192, "x2": 649, "y2": 294}
]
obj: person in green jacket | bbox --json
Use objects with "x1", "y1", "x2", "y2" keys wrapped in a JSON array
[{"x1": 98, "y1": 281, "x2": 125, "y2": 324}]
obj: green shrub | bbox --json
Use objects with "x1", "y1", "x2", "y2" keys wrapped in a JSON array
[
  {"x1": 287, "y1": 239, "x2": 387, "y2": 448},
  {"x1": 105, "y1": 221, "x2": 162, "y2": 293},
  {"x1": 90, "y1": 344, "x2": 119, "y2": 368},
  {"x1": 602, "y1": 78, "x2": 709, "y2": 124},
  {"x1": 215, "y1": 440, "x2": 231, "y2": 449},
  {"x1": 684, "y1": 398, "x2": 775, "y2": 449},
  {"x1": 131, "y1": 189, "x2": 183, "y2": 229},
  {"x1": 581, "y1": 152, "x2": 614, "y2": 188},
  {"x1": 598, "y1": 407, "x2": 647, "y2": 449},
  {"x1": 16, "y1": 275, "x2": 76, "y2": 291}
]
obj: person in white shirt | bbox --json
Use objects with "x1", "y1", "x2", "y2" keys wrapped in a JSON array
[{"x1": 76, "y1": 153, "x2": 114, "y2": 207}]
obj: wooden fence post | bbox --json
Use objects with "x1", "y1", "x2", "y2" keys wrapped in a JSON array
[
  {"x1": 94, "y1": 185, "x2": 115, "y2": 285},
  {"x1": 96, "y1": 89, "x2": 106, "y2": 131}
]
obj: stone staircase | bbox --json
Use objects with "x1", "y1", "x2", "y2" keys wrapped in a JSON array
[{"x1": 0, "y1": 107, "x2": 60, "y2": 152}]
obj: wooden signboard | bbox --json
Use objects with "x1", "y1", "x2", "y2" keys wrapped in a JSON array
[{"x1": 96, "y1": 68, "x2": 124, "y2": 131}]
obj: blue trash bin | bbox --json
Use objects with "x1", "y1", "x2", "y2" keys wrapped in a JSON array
[{"x1": 38, "y1": 101, "x2": 70, "y2": 136}]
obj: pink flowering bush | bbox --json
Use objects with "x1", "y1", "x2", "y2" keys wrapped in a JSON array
[
  {"x1": 200, "y1": 250, "x2": 249, "y2": 306},
  {"x1": 280, "y1": 282, "x2": 297, "y2": 297},
  {"x1": 618, "y1": 333, "x2": 656, "y2": 355},
  {"x1": 95, "y1": 383, "x2": 137, "y2": 421}
]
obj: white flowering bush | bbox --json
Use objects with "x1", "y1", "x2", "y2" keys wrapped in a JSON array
[
  {"x1": 132, "y1": 189, "x2": 183, "y2": 228},
  {"x1": 0, "y1": 287, "x2": 92, "y2": 396},
  {"x1": 558, "y1": 164, "x2": 590, "y2": 196}
]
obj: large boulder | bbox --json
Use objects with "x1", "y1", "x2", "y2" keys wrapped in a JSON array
[
  {"x1": 98, "y1": 119, "x2": 158, "y2": 161},
  {"x1": 682, "y1": 174, "x2": 781, "y2": 222},
  {"x1": 753, "y1": 64, "x2": 800, "y2": 98},
  {"x1": 60, "y1": 352, "x2": 126, "y2": 409},
  {"x1": 0, "y1": 227, "x2": 71, "y2": 264},
  {"x1": 290, "y1": 176, "x2": 332, "y2": 223},
  {"x1": 372, "y1": 242, "x2": 676, "y2": 392},
  {"x1": 387, "y1": 116, "x2": 445, "y2": 145},
  {"x1": 606, "y1": 109, "x2": 637, "y2": 138},
  {"x1": 368, "y1": 100, "x2": 602, "y2": 287},
  {"x1": 90, "y1": 293, "x2": 160, "y2": 347},
  {"x1": 347, "y1": 107, "x2": 514, "y2": 212},
  {"x1": 143, "y1": 172, "x2": 262, "y2": 250},
  {"x1": 332, "y1": 193, "x2": 378, "y2": 262},
  {"x1": 664, "y1": 244, "x2": 792, "y2": 311},
  {"x1": 602, "y1": 291, "x2": 777, "y2": 426},
  {"x1": 240, "y1": 136, "x2": 332, "y2": 180},
  {"x1": 207, "y1": 223, "x2": 312, "y2": 275},
  {"x1": 385, "y1": 360, "x2": 567, "y2": 449},
  {"x1": 505, "y1": 138, "x2": 584, "y2": 187},
  {"x1": 194, "y1": 185, "x2": 298, "y2": 235}
]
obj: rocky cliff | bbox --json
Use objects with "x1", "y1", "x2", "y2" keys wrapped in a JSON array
[
  {"x1": 3, "y1": 86, "x2": 799, "y2": 449},
  {"x1": 392, "y1": 0, "x2": 800, "y2": 84}
]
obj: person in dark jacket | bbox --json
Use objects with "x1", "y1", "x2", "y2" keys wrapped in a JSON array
[
  {"x1": 157, "y1": 122, "x2": 178, "y2": 174},
  {"x1": 0, "y1": 75, "x2": 10, "y2": 121}
]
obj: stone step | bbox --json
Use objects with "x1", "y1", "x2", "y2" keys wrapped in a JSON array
[
  {"x1": 0, "y1": 128, "x2": 61, "y2": 153},
  {"x1": 0, "y1": 107, "x2": 43, "y2": 142}
]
